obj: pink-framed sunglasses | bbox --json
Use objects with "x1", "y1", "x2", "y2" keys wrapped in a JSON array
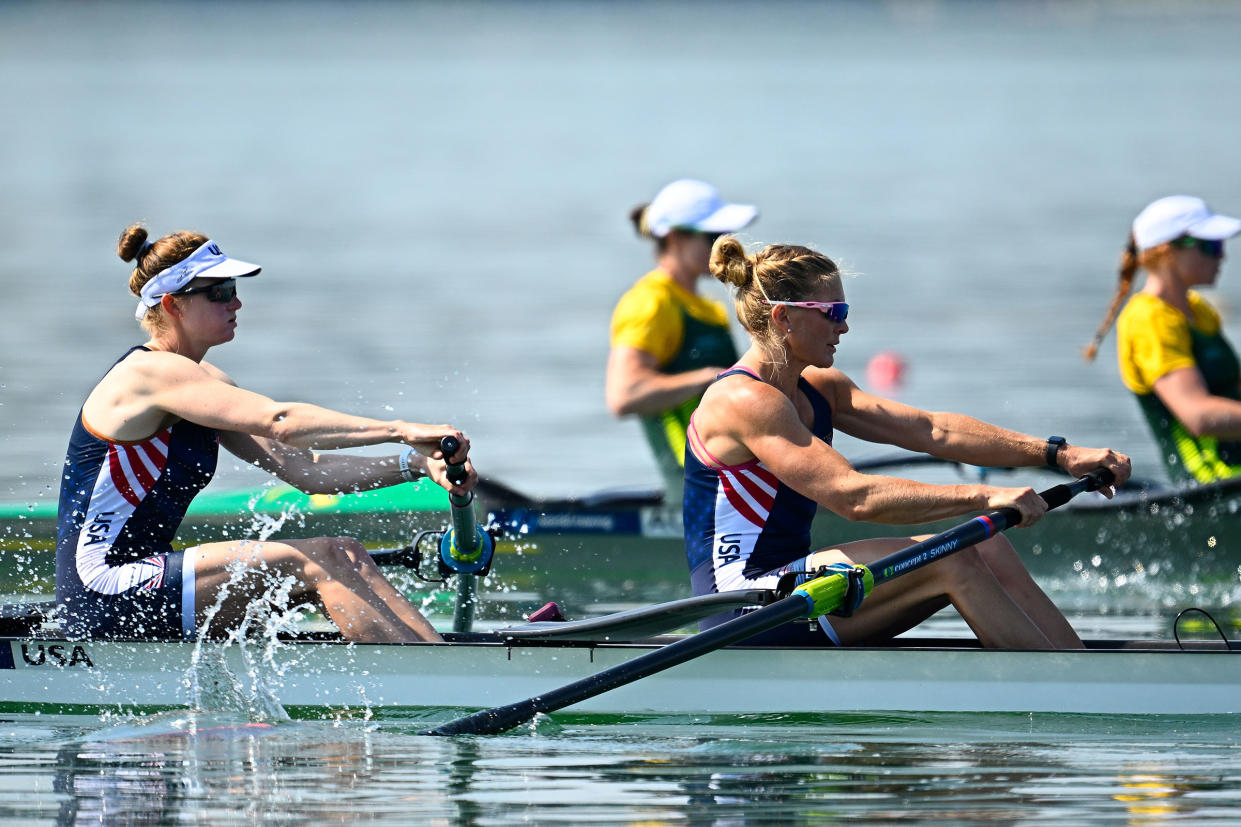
[{"x1": 766, "y1": 300, "x2": 849, "y2": 323}]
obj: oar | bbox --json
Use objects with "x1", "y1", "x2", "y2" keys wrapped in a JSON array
[
  {"x1": 422, "y1": 468, "x2": 1114, "y2": 737},
  {"x1": 437, "y1": 436, "x2": 495, "y2": 633}
]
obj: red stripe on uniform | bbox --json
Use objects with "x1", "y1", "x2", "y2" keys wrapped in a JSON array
[
  {"x1": 137, "y1": 437, "x2": 169, "y2": 472},
  {"x1": 108, "y1": 445, "x2": 142, "y2": 507},
  {"x1": 123, "y1": 444, "x2": 157, "y2": 492},
  {"x1": 720, "y1": 472, "x2": 766, "y2": 527},
  {"x1": 732, "y1": 467, "x2": 776, "y2": 512}
]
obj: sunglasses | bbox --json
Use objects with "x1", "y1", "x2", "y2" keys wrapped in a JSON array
[
  {"x1": 1171, "y1": 236, "x2": 1225, "y2": 258},
  {"x1": 766, "y1": 300, "x2": 849, "y2": 323},
  {"x1": 174, "y1": 279, "x2": 238, "y2": 303}
]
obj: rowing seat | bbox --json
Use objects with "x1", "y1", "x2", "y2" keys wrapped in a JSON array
[{"x1": 495, "y1": 589, "x2": 777, "y2": 642}]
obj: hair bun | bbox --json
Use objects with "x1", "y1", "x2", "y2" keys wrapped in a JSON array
[
  {"x1": 709, "y1": 235, "x2": 752, "y2": 288},
  {"x1": 117, "y1": 223, "x2": 149, "y2": 263}
]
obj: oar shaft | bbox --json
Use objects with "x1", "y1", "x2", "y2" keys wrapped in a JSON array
[
  {"x1": 425, "y1": 468, "x2": 1114, "y2": 737},
  {"x1": 442, "y1": 437, "x2": 478, "y2": 555},
  {"x1": 424, "y1": 595, "x2": 812, "y2": 736}
]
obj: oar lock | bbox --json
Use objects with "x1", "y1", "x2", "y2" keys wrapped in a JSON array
[
  {"x1": 774, "y1": 563, "x2": 873, "y2": 618},
  {"x1": 387, "y1": 525, "x2": 499, "y2": 582}
]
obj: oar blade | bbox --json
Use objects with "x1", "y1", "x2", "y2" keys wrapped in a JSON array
[{"x1": 426, "y1": 700, "x2": 541, "y2": 737}]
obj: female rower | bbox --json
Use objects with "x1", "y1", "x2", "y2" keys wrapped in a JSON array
[
  {"x1": 56, "y1": 225, "x2": 477, "y2": 643},
  {"x1": 685, "y1": 238, "x2": 1131, "y2": 649},
  {"x1": 606, "y1": 179, "x2": 758, "y2": 502},
  {"x1": 1085, "y1": 195, "x2": 1241, "y2": 483}
]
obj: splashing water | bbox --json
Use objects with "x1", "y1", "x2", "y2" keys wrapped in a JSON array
[{"x1": 183, "y1": 545, "x2": 303, "y2": 722}]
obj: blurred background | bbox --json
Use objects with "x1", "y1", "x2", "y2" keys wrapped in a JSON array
[{"x1": 2, "y1": 0, "x2": 1239, "y2": 502}]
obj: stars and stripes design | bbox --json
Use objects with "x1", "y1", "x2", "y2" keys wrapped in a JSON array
[
  {"x1": 106, "y1": 429, "x2": 171, "y2": 507},
  {"x1": 75, "y1": 428, "x2": 174, "y2": 595},
  {"x1": 717, "y1": 462, "x2": 779, "y2": 528}
]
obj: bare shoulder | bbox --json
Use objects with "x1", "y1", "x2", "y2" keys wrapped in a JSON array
[
  {"x1": 198, "y1": 359, "x2": 238, "y2": 387},
  {"x1": 120, "y1": 348, "x2": 209, "y2": 382},
  {"x1": 802, "y1": 366, "x2": 856, "y2": 402},
  {"x1": 697, "y1": 372, "x2": 802, "y2": 443},
  {"x1": 700, "y1": 371, "x2": 785, "y2": 415}
]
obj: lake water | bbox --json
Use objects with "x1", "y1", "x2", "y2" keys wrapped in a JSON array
[{"x1": 2, "y1": 1, "x2": 1241, "y2": 822}]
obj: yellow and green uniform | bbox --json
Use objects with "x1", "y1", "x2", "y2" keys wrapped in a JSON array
[
  {"x1": 610, "y1": 270, "x2": 739, "y2": 495},
  {"x1": 1117, "y1": 291, "x2": 1241, "y2": 483}
]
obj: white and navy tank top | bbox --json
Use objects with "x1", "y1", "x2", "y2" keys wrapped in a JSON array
[
  {"x1": 683, "y1": 367, "x2": 833, "y2": 598},
  {"x1": 56, "y1": 347, "x2": 219, "y2": 599}
]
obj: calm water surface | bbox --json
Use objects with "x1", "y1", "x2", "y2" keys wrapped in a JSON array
[
  {"x1": 3, "y1": 1, "x2": 1241, "y2": 822},
  {"x1": 0, "y1": 710, "x2": 1237, "y2": 824}
]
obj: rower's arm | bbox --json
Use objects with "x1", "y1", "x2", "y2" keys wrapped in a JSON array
[
  {"x1": 605, "y1": 346, "x2": 722, "y2": 417},
  {"x1": 821, "y1": 369, "x2": 1131, "y2": 485},
  {"x1": 698, "y1": 375, "x2": 1045, "y2": 526},
  {"x1": 146, "y1": 355, "x2": 464, "y2": 455},
  {"x1": 122, "y1": 355, "x2": 477, "y2": 495},
  {"x1": 1153, "y1": 366, "x2": 1241, "y2": 438},
  {"x1": 219, "y1": 432, "x2": 425, "y2": 495}
]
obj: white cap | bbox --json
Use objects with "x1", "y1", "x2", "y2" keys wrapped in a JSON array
[
  {"x1": 1132, "y1": 195, "x2": 1241, "y2": 251},
  {"x1": 643, "y1": 179, "x2": 758, "y2": 239},
  {"x1": 135, "y1": 240, "x2": 260, "y2": 320}
]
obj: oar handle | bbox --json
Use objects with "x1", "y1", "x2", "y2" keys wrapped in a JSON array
[
  {"x1": 440, "y1": 436, "x2": 476, "y2": 549},
  {"x1": 985, "y1": 466, "x2": 1115, "y2": 534},
  {"x1": 838, "y1": 467, "x2": 1114, "y2": 605},
  {"x1": 437, "y1": 435, "x2": 494, "y2": 583}
]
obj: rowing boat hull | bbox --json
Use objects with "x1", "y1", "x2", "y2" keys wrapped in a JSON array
[{"x1": 3, "y1": 634, "x2": 1238, "y2": 717}]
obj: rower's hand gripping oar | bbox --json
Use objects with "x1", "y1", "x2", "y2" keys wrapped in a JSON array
[
  {"x1": 422, "y1": 468, "x2": 1114, "y2": 736},
  {"x1": 438, "y1": 435, "x2": 495, "y2": 634},
  {"x1": 438, "y1": 436, "x2": 494, "y2": 577}
]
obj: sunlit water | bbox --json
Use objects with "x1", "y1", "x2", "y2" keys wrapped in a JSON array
[
  {"x1": 0, "y1": 710, "x2": 1237, "y2": 824},
  {"x1": 3, "y1": 1, "x2": 1241, "y2": 822}
]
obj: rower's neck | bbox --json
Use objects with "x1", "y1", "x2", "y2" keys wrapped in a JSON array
[
  {"x1": 1141, "y1": 272, "x2": 1191, "y2": 316},
  {"x1": 656, "y1": 257, "x2": 701, "y2": 294},
  {"x1": 145, "y1": 335, "x2": 209, "y2": 363},
  {"x1": 738, "y1": 348, "x2": 806, "y2": 400}
]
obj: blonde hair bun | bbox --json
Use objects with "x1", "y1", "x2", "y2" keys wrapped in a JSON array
[{"x1": 710, "y1": 235, "x2": 753, "y2": 288}]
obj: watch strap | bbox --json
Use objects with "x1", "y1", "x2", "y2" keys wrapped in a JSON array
[{"x1": 1045, "y1": 436, "x2": 1066, "y2": 469}]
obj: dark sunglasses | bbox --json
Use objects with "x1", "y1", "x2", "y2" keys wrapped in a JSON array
[
  {"x1": 174, "y1": 279, "x2": 237, "y2": 303},
  {"x1": 1171, "y1": 236, "x2": 1225, "y2": 258}
]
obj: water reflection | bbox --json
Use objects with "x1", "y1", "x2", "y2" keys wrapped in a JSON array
[{"x1": 0, "y1": 711, "x2": 1233, "y2": 823}]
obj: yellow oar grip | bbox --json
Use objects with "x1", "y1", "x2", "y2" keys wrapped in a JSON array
[{"x1": 793, "y1": 566, "x2": 875, "y2": 617}]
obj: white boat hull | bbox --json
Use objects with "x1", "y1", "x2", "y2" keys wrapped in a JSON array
[{"x1": 3, "y1": 635, "x2": 1238, "y2": 717}]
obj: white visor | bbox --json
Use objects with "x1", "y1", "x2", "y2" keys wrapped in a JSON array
[
  {"x1": 135, "y1": 240, "x2": 261, "y2": 320},
  {"x1": 1132, "y1": 195, "x2": 1241, "y2": 251}
]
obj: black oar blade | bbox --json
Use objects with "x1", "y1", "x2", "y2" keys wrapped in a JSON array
[{"x1": 428, "y1": 699, "x2": 542, "y2": 737}]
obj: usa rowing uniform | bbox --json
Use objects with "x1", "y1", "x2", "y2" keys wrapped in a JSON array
[
  {"x1": 55, "y1": 346, "x2": 217, "y2": 639},
  {"x1": 683, "y1": 367, "x2": 837, "y2": 645}
]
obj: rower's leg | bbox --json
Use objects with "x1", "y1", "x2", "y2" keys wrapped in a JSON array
[
  {"x1": 808, "y1": 537, "x2": 1075, "y2": 650},
  {"x1": 190, "y1": 537, "x2": 442, "y2": 643},
  {"x1": 972, "y1": 537, "x2": 1082, "y2": 648},
  {"x1": 321, "y1": 537, "x2": 443, "y2": 641}
]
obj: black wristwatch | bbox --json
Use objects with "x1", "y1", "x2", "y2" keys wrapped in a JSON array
[{"x1": 1045, "y1": 436, "x2": 1067, "y2": 469}]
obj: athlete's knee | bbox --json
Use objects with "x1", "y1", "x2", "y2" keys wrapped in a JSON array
[
  {"x1": 974, "y1": 534, "x2": 1020, "y2": 567},
  {"x1": 305, "y1": 536, "x2": 370, "y2": 574},
  {"x1": 934, "y1": 544, "x2": 990, "y2": 581}
]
